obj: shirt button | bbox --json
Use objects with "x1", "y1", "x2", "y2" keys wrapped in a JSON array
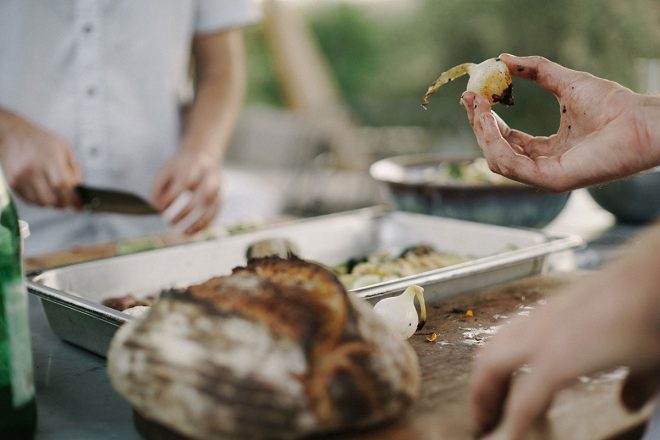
[
  {"x1": 89, "y1": 145, "x2": 99, "y2": 157},
  {"x1": 83, "y1": 24, "x2": 94, "y2": 34},
  {"x1": 86, "y1": 86, "x2": 97, "y2": 97}
]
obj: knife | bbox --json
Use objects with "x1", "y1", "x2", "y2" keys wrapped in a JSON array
[{"x1": 75, "y1": 185, "x2": 159, "y2": 215}]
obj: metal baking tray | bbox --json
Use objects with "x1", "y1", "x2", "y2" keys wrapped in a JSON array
[{"x1": 27, "y1": 207, "x2": 582, "y2": 356}]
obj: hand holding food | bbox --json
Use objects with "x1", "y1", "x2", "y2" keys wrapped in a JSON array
[
  {"x1": 422, "y1": 57, "x2": 513, "y2": 109},
  {"x1": 0, "y1": 109, "x2": 82, "y2": 208},
  {"x1": 151, "y1": 148, "x2": 222, "y2": 235},
  {"x1": 108, "y1": 258, "x2": 420, "y2": 439},
  {"x1": 461, "y1": 54, "x2": 660, "y2": 192}
]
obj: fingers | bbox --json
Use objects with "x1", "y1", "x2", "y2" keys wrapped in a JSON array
[
  {"x1": 152, "y1": 161, "x2": 207, "y2": 212},
  {"x1": 499, "y1": 54, "x2": 579, "y2": 97},
  {"x1": 151, "y1": 165, "x2": 179, "y2": 211},
  {"x1": 490, "y1": 112, "x2": 535, "y2": 154},
  {"x1": 470, "y1": 318, "x2": 536, "y2": 434},
  {"x1": 463, "y1": 92, "x2": 570, "y2": 191},
  {"x1": 470, "y1": 354, "x2": 513, "y2": 433},
  {"x1": 164, "y1": 188, "x2": 220, "y2": 235},
  {"x1": 463, "y1": 93, "x2": 519, "y2": 175},
  {"x1": 181, "y1": 176, "x2": 221, "y2": 234},
  {"x1": 185, "y1": 196, "x2": 220, "y2": 235},
  {"x1": 14, "y1": 167, "x2": 60, "y2": 207},
  {"x1": 169, "y1": 177, "x2": 218, "y2": 226},
  {"x1": 473, "y1": 97, "x2": 568, "y2": 190},
  {"x1": 491, "y1": 365, "x2": 559, "y2": 440},
  {"x1": 46, "y1": 156, "x2": 82, "y2": 208},
  {"x1": 18, "y1": 185, "x2": 38, "y2": 205},
  {"x1": 65, "y1": 149, "x2": 83, "y2": 208},
  {"x1": 473, "y1": 96, "x2": 514, "y2": 174},
  {"x1": 474, "y1": 351, "x2": 569, "y2": 440},
  {"x1": 34, "y1": 173, "x2": 59, "y2": 206},
  {"x1": 168, "y1": 190, "x2": 197, "y2": 225},
  {"x1": 461, "y1": 91, "x2": 477, "y2": 127},
  {"x1": 471, "y1": 300, "x2": 569, "y2": 439},
  {"x1": 8, "y1": 136, "x2": 82, "y2": 208},
  {"x1": 154, "y1": 156, "x2": 221, "y2": 234},
  {"x1": 462, "y1": 92, "x2": 535, "y2": 157}
]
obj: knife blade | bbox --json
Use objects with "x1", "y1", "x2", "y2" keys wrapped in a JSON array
[{"x1": 75, "y1": 185, "x2": 159, "y2": 215}]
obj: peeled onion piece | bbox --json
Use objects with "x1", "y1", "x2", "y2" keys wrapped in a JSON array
[
  {"x1": 373, "y1": 285, "x2": 427, "y2": 339},
  {"x1": 422, "y1": 58, "x2": 513, "y2": 109},
  {"x1": 107, "y1": 258, "x2": 420, "y2": 440}
]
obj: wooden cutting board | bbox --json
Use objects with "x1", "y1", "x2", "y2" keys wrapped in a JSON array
[{"x1": 347, "y1": 272, "x2": 650, "y2": 440}]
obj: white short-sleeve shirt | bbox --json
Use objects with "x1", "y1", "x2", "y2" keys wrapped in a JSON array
[{"x1": 0, "y1": 0, "x2": 259, "y2": 255}]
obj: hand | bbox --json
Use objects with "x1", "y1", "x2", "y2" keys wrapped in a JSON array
[
  {"x1": 0, "y1": 110, "x2": 82, "y2": 208},
  {"x1": 461, "y1": 54, "x2": 656, "y2": 192},
  {"x1": 470, "y1": 230, "x2": 660, "y2": 440},
  {"x1": 149, "y1": 29, "x2": 244, "y2": 235},
  {"x1": 151, "y1": 149, "x2": 221, "y2": 235}
]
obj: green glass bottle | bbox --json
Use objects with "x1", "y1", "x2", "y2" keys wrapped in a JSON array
[{"x1": 0, "y1": 168, "x2": 37, "y2": 439}]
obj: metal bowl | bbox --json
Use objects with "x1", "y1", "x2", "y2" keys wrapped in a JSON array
[
  {"x1": 370, "y1": 153, "x2": 570, "y2": 228},
  {"x1": 588, "y1": 168, "x2": 660, "y2": 223}
]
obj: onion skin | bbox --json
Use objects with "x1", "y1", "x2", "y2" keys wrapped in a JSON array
[{"x1": 422, "y1": 58, "x2": 513, "y2": 108}]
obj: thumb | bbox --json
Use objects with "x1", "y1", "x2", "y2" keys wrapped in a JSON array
[
  {"x1": 499, "y1": 54, "x2": 580, "y2": 97},
  {"x1": 461, "y1": 91, "x2": 477, "y2": 127}
]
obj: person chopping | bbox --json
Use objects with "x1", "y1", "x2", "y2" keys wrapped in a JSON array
[{"x1": 0, "y1": 0, "x2": 259, "y2": 255}]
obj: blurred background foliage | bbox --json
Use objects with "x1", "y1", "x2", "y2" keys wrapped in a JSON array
[{"x1": 245, "y1": 0, "x2": 660, "y2": 152}]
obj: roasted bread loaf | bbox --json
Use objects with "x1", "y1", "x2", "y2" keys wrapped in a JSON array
[{"x1": 107, "y1": 258, "x2": 420, "y2": 439}]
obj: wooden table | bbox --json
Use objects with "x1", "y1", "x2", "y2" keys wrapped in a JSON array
[{"x1": 352, "y1": 274, "x2": 651, "y2": 440}]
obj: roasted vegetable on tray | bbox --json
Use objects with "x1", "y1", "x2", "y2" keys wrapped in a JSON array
[{"x1": 335, "y1": 244, "x2": 467, "y2": 289}]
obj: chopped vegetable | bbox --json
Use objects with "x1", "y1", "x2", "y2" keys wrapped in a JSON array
[
  {"x1": 337, "y1": 245, "x2": 467, "y2": 290},
  {"x1": 425, "y1": 333, "x2": 438, "y2": 343},
  {"x1": 448, "y1": 162, "x2": 463, "y2": 180}
]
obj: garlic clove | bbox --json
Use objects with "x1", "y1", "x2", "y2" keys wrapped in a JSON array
[
  {"x1": 422, "y1": 57, "x2": 513, "y2": 108},
  {"x1": 373, "y1": 285, "x2": 426, "y2": 339}
]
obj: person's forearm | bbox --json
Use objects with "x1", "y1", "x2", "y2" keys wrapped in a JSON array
[{"x1": 180, "y1": 29, "x2": 246, "y2": 163}]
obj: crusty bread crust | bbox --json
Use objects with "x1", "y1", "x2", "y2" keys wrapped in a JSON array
[{"x1": 108, "y1": 258, "x2": 420, "y2": 440}]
